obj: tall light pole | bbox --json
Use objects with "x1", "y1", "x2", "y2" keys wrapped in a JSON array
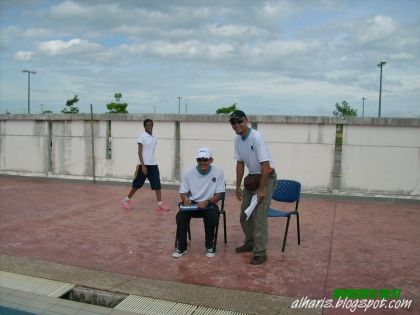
[
  {"x1": 22, "y1": 69, "x2": 36, "y2": 114},
  {"x1": 377, "y1": 61, "x2": 386, "y2": 117},
  {"x1": 362, "y1": 97, "x2": 365, "y2": 117},
  {"x1": 177, "y1": 96, "x2": 181, "y2": 114}
]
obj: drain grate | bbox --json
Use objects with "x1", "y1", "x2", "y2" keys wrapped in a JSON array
[
  {"x1": 0, "y1": 271, "x2": 75, "y2": 297},
  {"x1": 115, "y1": 294, "x2": 249, "y2": 315},
  {"x1": 0, "y1": 272, "x2": 249, "y2": 315},
  {"x1": 61, "y1": 286, "x2": 127, "y2": 308}
]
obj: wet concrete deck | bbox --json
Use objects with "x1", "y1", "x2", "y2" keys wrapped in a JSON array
[{"x1": 0, "y1": 176, "x2": 419, "y2": 314}]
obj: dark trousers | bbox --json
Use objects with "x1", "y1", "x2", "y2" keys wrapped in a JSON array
[{"x1": 175, "y1": 204, "x2": 219, "y2": 251}]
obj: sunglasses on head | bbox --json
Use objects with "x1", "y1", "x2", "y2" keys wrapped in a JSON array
[
  {"x1": 230, "y1": 118, "x2": 244, "y2": 125},
  {"x1": 197, "y1": 158, "x2": 210, "y2": 162}
]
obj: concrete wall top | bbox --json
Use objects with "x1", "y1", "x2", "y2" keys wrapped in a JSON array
[{"x1": 2, "y1": 113, "x2": 420, "y2": 127}]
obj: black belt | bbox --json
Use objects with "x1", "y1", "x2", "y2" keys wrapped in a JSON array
[{"x1": 249, "y1": 168, "x2": 275, "y2": 176}]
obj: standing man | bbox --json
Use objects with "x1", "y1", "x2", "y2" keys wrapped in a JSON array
[
  {"x1": 230, "y1": 110, "x2": 277, "y2": 265},
  {"x1": 121, "y1": 119, "x2": 170, "y2": 211},
  {"x1": 173, "y1": 147, "x2": 225, "y2": 258}
]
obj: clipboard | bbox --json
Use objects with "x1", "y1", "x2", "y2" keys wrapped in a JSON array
[{"x1": 179, "y1": 203, "x2": 200, "y2": 211}]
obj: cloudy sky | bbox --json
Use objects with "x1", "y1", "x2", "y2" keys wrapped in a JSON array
[{"x1": 1, "y1": 0, "x2": 419, "y2": 117}]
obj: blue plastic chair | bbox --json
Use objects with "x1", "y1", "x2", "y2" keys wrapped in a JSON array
[{"x1": 268, "y1": 179, "x2": 301, "y2": 252}]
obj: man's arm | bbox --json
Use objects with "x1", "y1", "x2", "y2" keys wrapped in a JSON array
[
  {"x1": 197, "y1": 192, "x2": 222, "y2": 209},
  {"x1": 180, "y1": 192, "x2": 191, "y2": 205},
  {"x1": 257, "y1": 160, "x2": 270, "y2": 202},
  {"x1": 236, "y1": 161, "x2": 245, "y2": 201},
  {"x1": 138, "y1": 143, "x2": 147, "y2": 175}
]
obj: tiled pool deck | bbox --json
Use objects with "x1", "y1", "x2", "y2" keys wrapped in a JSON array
[{"x1": 0, "y1": 176, "x2": 419, "y2": 314}]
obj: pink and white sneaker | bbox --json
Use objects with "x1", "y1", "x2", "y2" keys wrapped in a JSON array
[
  {"x1": 155, "y1": 203, "x2": 170, "y2": 211},
  {"x1": 120, "y1": 198, "x2": 134, "y2": 210}
]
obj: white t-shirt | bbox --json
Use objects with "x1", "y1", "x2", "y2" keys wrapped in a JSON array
[
  {"x1": 137, "y1": 132, "x2": 157, "y2": 165},
  {"x1": 179, "y1": 165, "x2": 225, "y2": 202},
  {"x1": 234, "y1": 128, "x2": 275, "y2": 174}
]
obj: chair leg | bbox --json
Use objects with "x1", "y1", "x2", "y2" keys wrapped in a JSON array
[
  {"x1": 282, "y1": 216, "x2": 291, "y2": 252},
  {"x1": 296, "y1": 213, "x2": 301, "y2": 245},
  {"x1": 174, "y1": 225, "x2": 179, "y2": 248},
  {"x1": 223, "y1": 211, "x2": 227, "y2": 244},
  {"x1": 214, "y1": 216, "x2": 220, "y2": 252},
  {"x1": 187, "y1": 216, "x2": 191, "y2": 240}
]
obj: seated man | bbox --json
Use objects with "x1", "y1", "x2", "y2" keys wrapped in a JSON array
[{"x1": 173, "y1": 147, "x2": 225, "y2": 258}]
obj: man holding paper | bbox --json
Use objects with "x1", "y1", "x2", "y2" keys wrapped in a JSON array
[
  {"x1": 230, "y1": 110, "x2": 277, "y2": 265},
  {"x1": 173, "y1": 147, "x2": 225, "y2": 258}
]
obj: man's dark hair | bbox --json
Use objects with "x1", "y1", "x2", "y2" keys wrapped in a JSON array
[{"x1": 143, "y1": 119, "x2": 153, "y2": 127}]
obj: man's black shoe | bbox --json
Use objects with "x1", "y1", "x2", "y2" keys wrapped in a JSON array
[
  {"x1": 250, "y1": 255, "x2": 267, "y2": 265},
  {"x1": 235, "y1": 244, "x2": 253, "y2": 253}
]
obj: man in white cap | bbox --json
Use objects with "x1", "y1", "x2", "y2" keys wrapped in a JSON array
[{"x1": 173, "y1": 147, "x2": 225, "y2": 258}]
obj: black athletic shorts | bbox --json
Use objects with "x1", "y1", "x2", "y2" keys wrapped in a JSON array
[{"x1": 132, "y1": 164, "x2": 161, "y2": 190}]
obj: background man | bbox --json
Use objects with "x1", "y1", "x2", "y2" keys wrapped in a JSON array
[{"x1": 121, "y1": 119, "x2": 170, "y2": 211}]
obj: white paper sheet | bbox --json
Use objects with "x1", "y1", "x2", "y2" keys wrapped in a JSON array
[{"x1": 244, "y1": 194, "x2": 259, "y2": 221}]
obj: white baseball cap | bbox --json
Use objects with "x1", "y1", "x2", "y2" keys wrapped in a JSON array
[{"x1": 196, "y1": 147, "x2": 212, "y2": 159}]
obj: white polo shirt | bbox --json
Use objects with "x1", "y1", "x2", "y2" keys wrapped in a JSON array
[
  {"x1": 137, "y1": 132, "x2": 157, "y2": 165},
  {"x1": 234, "y1": 128, "x2": 275, "y2": 174},
  {"x1": 179, "y1": 165, "x2": 225, "y2": 202}
]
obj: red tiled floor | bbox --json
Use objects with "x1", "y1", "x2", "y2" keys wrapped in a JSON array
[{"x1": 0, "y1": 176, "x2": 419, "y2": 314}]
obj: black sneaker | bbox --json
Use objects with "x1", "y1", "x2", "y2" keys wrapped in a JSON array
[
  {"x1": 250, "y1": 255, "x2": 267, "y2": 265},
  {"x1": 206, "y1": 248, "x2": 215, "y2": 257},
  {"x1": 235, "y1": 244, "x2": 253, "y2": 253},
  {"x1": 172, "y1": 249, "x2": 187, "y2": 258}
]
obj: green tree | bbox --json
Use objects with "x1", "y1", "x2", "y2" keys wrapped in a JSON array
[
  {"x1": 333, "y1": 100, "x2": 357, "y2": 117},
  {"x1": 216, "y1": 102, "x2": 237, "y2": 114},
  {"x1": 106, "y1": 92, "x2": 128, "y2": 113},
  {"x1": 62, "y1": 95, "x2": 80, "y2": 114}
]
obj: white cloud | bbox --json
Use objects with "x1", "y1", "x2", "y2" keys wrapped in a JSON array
[
  {"x1": 14, "y1": 51, "x2": 34, "y2": 62},
  {"x1": 49, "y1": 0, "x2": 88, "y2": 18},
  {"x1": 123, "y1": 40, "x2": 234, "y2": 60},
  {"x1": 390, "y1": 52, "x2": 413, "y2": 60},
  {"x1": 261, "y1": 1, "x2": 298, "y2": 18},
  {"x1": 37, "y1": 39, "x2": 101, "y2": 56},
  {"x1": 0, "y1": 26, "x2": 21, "y2": 48},
  {"x1": 208, "y1": 24, "x2": 267, "y2": 38},
  {"x1": 358, "y1": 15, "x2": 397, "y2": 44},
  {"x1": 24, "y1": 28, "x2": 52, "y2": 38}
]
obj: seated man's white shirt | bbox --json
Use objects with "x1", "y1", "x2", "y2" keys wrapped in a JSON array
[{"x1": 179, "y1": 165, "x2": 225, "y2": 202}]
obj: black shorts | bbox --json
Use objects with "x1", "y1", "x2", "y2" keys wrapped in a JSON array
[{"x1": 132, "y1": 164, "x2": 161, "y2": 190}]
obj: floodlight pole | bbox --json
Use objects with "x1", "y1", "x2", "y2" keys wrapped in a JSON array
[
  {"x1": 377, "y1": 61, "x2": 386, "y2": 117},
  {"x1": 22, "y1": 69, "x2": 36, "y2": 114},
  {"x1": 362, "y1": 97, "x2": 365, "y2": 117},
  {"x1": 177, "y1": 96, "x2": 181, "y2": 114}
]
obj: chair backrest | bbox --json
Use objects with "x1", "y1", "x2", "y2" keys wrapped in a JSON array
[{"x1": 272, "y1": 180, "x2": 301, "y2": 203}]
